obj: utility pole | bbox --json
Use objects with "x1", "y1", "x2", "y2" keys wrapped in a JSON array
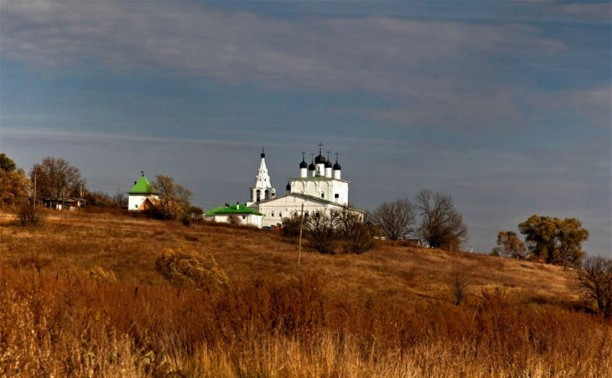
[
  {"x1": 297, "y1": 203, "x2": 304, "y2": 266},
  {"x1": 32, "y1": 168, "x2": 37, "y2": 212}
]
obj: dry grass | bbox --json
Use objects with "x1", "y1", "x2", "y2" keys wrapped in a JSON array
[{"x1": 0, "y1": 209, "x2": 610, "y2": 377}]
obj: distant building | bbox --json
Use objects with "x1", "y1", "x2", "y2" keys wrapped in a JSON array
[
  {"x1": 128, "y1": 173, "x2": 159, "y2": 211},
  {"x1": 246, "y1": 148, "x2": 276, "y2": 206},
  {"x1": 252, "y1": 145, "x2": 363, "y2": 227},
  {"x1": 205, "y1": 203, "x2": 264, "y2": 228}
]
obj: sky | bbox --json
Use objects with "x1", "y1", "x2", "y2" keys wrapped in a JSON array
[{"x1": 0, "y1": 0, "x2": 610, "y2": 256}]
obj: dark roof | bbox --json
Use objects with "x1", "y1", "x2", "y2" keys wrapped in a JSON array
[
  {"x1": 333, "y1": 162, "x2": 342, "y2": 170},
  {"x1": 299, "y1": 160, "x2": 308, "y2": 169},
  {"x1": 308, "y1": 161, "x2": 315, "y2": 170},
  {"x1": 314, "y1": 154, "x2": 326, "y2": 164}
]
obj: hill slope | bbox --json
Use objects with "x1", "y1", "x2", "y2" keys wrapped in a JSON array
[{"x1": 0, "y1": 210, "x2": 610, "y2": 377}]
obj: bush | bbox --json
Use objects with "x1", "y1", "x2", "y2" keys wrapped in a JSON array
[
  {"x1": 17, "y1": 200, "x2": 44, "y2": 227},
  {"x1": 341, "y1": 222, "x2": 375, "y2": 254},
  {"x1": 88, "y1": 266, "x2": 117, "y2": 283},
  {"x1": 227, "y1": 214, "x2": 241, "y2": 226},
  {"x1": 155, "y1": 248, "x2": 228, "y2": 291},
  {"x1": 281, "y1": 215, "x2": 303, "y2": 238},
  {"x1": 305, "y1": 213, "x2": 337, "y2": 254}
]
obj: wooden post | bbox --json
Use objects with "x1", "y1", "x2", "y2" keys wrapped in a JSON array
[
  {"x1": 32, "y1": 169, "x2": 37, "y2": 212},
  {"x1": 297, "y1": 203, "x2": 304, "y2": 265}
]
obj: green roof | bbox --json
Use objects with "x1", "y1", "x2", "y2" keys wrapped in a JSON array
[
  {"x1": 206, "y1": 204, "x2": 263, "y2": 216},
  {"x1": 128, "y1": 175, "x2": 156, "y2": 195}
]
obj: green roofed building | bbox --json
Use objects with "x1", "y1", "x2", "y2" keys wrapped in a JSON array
[
  {"x1": 128, "y1": 172, "x2": 159, "y2": 211},
  {"x1": 205, "y1": 203, "x2": 264, "y2": 228}
]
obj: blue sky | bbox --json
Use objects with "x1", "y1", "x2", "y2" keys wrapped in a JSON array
[{"x1": 0, "y1": 1, "x2": 610, "y2": 256}]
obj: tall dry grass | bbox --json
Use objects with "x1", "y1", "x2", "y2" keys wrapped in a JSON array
[{"x1": 0, "y1": 266, "x2": 610, "y2": 377}]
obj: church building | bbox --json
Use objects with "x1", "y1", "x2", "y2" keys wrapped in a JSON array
[{"x1": 252, "y1": 145, "x2": 362, "y2": 227}]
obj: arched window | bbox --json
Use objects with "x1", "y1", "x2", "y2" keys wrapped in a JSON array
[
  {"x1": 271, "y1": 211, "x2": 275, "y2": 218},
  {"x1": 279, "y1": 212, "x2": 283, "y2": 218},
  {"x1": 256, "y1": 189, "x2": 261, "y2": 202},
  {"x1": 264, "y1": 189, "x2": 269, "y2": 200},
  {"x1": 321, "y1": 192, "x2": 325, "y2": 198}
]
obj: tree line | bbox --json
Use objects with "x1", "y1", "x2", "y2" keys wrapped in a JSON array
[{"x1": 0, "y1": 153, "x2": 197, "y2": 224}]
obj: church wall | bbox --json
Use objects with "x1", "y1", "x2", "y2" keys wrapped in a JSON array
[{"x1": 128, "y1": 194, "x2": 158, "y2": 211}]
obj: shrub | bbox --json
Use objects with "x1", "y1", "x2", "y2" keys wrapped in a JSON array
[
  {"x1": 17, "y1": 200, "x2": 44, "y2": 227},
  {"x1": 281, "y1": 215, "x2": 303, "y2": 238},
  {"x1": 305, "y1": 213, "x2": 337, "y2": 254},
  {"x1": 155, "y1": 248, "x2": 228, "y2": 291},
  {"x1": 449, "y1": 265, "x2": 470, "y2": 305},
  {"x1": 227, "y1": 214, "x2": 241, "y2": 226},
  {"x1": 341, "y1": 222, "x2": 375, "y2": 254},
  {"x1": 88, "y1": 266, "x2": 117, "y2": 283}
]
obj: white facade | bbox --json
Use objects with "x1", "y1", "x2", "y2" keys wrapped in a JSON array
[
  {"x1": 288, "y1": 178, "x2": 349, "y2": 206},
  {"x1": 207, "y1": 213, "x2": 264, "y2": 228},
  {"x1": 256, "y1": 193, "x2": 358, "y2": 227},
  {"x1": 128, "y1": 194, "x2": 159, "y2": 211},
  {"x1": 246, "y1": 150, "x2": 276, "y2": 206}
]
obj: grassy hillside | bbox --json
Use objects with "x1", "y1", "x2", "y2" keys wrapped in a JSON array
[{"x1": 0, "y1": 209, "x2": 610, "y2": 377}]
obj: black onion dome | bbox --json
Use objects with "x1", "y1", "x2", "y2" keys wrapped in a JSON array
[
  {"x1": 325, "y1": 160, "x2": 332, "y2": 168},
  {"x1": 333, "y1": 161, "x2": 342, "y2": 170},
  {"x1": 299, "y1": 160, "x2": 308, "y2": 169},
  {"x1": 308, "y1": 161, "x2": 315, "y2": 170},
  {"x1": 261, "y1": 152, "x2": 265, "y2": 158},
  {"x1": 314, "y1": 154, "x2": 326, "y2": 164}
]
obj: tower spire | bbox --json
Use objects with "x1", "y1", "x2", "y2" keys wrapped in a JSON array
[{"x1": 261, "y1": 147, "x2": 265, "y2": 158}]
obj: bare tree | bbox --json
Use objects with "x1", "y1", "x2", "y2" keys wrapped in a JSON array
[
  {"x1": 150, "y1": 175, "x2": 192, "y2": 220},
  {"x1": 306, "y1": 212, "x2": 337, "y2": 254},
  {"x1": 30, "y1": 157, "x2": 82, "y2": 203},
  {"x1": 494, "y1": 231, "x2": 528, "y2": 259},
  {"x1": 576, "y1": 256, "x2": 612, "y2": 319},
  {"x1": 332, "y1": 207, "x2": 374, "y2": 254},
  {"x1": 370, "y1": 199, "x2": 416, "y2": 240},
  {"x1": 416, "y1": 189, "x2": 468, "y2": 250}
]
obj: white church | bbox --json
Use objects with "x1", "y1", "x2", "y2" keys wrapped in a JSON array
[{"x1": 248, "y1": 146, "x2": 363, "y2": 228}]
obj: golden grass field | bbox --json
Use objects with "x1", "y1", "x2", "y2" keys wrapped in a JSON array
[{"x1": 0, "y1": 209, "x2": 610, "y2": 377}]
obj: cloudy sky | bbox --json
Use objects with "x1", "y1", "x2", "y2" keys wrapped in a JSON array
[{"x1": 0, "y1": 1, "x2": 609, "y2": 255}]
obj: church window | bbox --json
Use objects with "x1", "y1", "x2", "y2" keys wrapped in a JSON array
[
  {"x1": 256, "y1": 190, "x2": 261, "y2": 202},
  {"x1": 271, "y1": 211, "x2": 275, "y2": 217},
  {"x1": 279, "y1": 212, "x2": 283, "y2": 218},
  {"x1": 335, "y1": 193, "x2": 339, "y2": 199},
  {"x1": 242, "y1": 215, "x2": 246, "y2": 219},
  {"x1": 321, "y1": 192, "x2": 325, "y2": 198}
]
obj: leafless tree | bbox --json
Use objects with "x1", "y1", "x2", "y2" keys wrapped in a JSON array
[
  {"x1": 416, "y1": 189, "x2": 468, "y2": 250},
  {"x1": 306, "y1": 212, "x2": 337, "y2": 254},
  {"x1": 370, "y1": 199, "x2": 416, "y2": 240},
  {"x1": 30, "y1": 157, "x2": 82, "y2": 203},
  {"x1": 576, "y1": 256, "x2": 612, "y2": 319},
  {"x1": 332, "y1": 207, "x2": 374, "y2": 254},
  {"x1": 150, "y1": 175, "x2": 192, "y2": 220}
]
